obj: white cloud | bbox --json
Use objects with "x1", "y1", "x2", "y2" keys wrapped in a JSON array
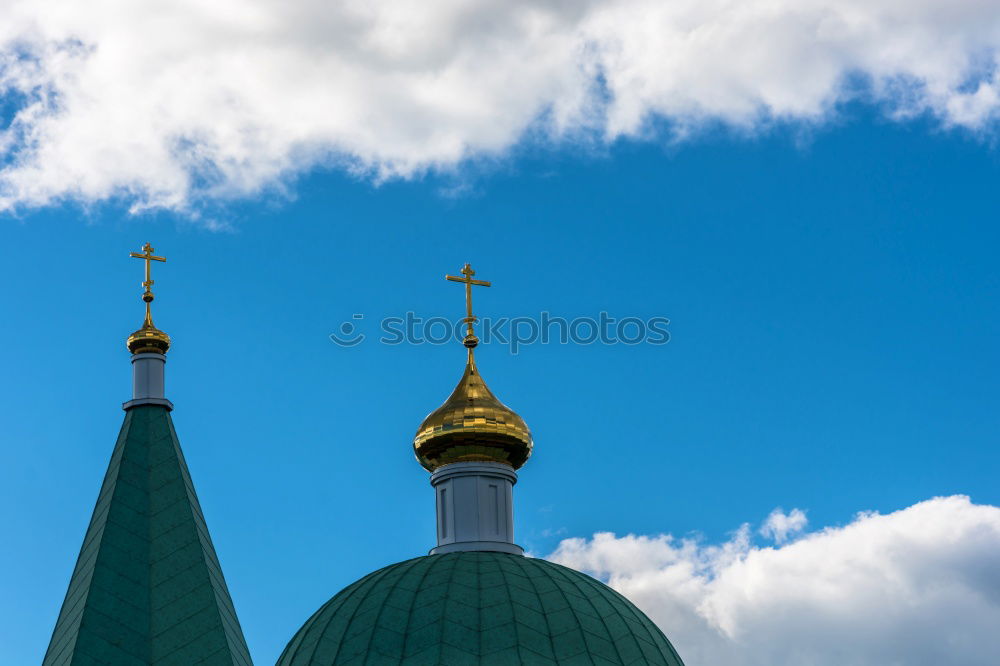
[
  {"x1": 548, "y1": 496, "x2": 1000, "y2": 666},
  {"x1": 2, "y1": 1, "x2": 1000, "y2": 213},
  {"x1": 760, "y1": 507, "x2": 807, "y2": 543}
]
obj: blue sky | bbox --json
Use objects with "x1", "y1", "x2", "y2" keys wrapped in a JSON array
[
  {"x1": 2, "y1": 108, "x2": 998, "y2": 663},
  {"x1": 4, "y1": 5, "x2": 1000, "y2": 663}
]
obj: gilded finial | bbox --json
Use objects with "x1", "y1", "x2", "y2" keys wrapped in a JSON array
[
  {"x1": 445, "y1": 263, "x2": 491, "y2": 361},
  {"x1": 413, "y1": 264, "x2": 532, "y2": 471},
  {"x1": 126, "y1": 243, "x2": 171, "y2": 354}
]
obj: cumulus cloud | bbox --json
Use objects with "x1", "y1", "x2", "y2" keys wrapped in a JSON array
[
  {"x1": 2, "y1": 1, "x2": 1000, "y2": 212},
  {"x1": 759, "y1": 507, "x2": 807, "y2": 543},
  {"x1": 548, "y1": 496, "x2": 1000, "y2": 666}
]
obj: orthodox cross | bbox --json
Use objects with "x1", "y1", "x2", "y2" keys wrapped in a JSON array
[
  {"x1": 446, "y1": 263, "x2": 490, "y2": 350},
  {"x1": 129, "y1": 243, "x2": 166, "y2": 298}
]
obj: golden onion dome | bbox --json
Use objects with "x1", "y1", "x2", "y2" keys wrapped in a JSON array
[
  {"x1": 127, "y1": 293, "x2": 171, "y2": 354},
  {"x1": 415, "y1": 262, "x2": 532, "y2": 472},
  {"x1": 413, "y1": 356, "x2": 532, "y2": 471},
  {"x1": 127, "y1": 320, "x2": 171, "y2": 354}
]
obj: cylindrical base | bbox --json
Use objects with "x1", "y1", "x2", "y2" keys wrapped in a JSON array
[
  {"x1": 126, "y1": 352, "x2": 170, "y2": 409},
  {"x1": 430, "y1": 462, "x2": 522, "y2": 555}
]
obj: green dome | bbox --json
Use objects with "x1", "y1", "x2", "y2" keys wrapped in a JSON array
[{"x1": 278, "y1": 551, "x2": 684, "y2": 666}]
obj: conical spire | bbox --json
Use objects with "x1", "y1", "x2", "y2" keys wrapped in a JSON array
[
  {"x1": 43, "y1": 246, "x2": 252, "y2": 665},
  {"x1": 43, "y1": 408, "x2": 253, "y2": 665}
]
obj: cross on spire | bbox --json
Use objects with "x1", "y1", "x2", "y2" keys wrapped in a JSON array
[
  {"x1": 130, "y1": 242, "x2": 166, "y2": 296},
  {"x1": 129, "y1": 243, "x2": 166, "y2": 326},
  {"x1": 446, "y1": 263, "x2": 490, "y2": 356}
]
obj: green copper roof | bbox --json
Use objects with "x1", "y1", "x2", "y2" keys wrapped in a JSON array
[
  {"x1": 278, "y1": 551, "x2": 684, "y2": 666},
  {"x1": 43, "y1": 405, "x2": 253, "y2": 666}
]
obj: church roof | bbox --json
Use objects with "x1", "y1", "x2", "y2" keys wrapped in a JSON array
[
  {"x1": 43, "y1": 405, "x2": 253, "y2": 665},
  {"x1": 277, "y1": 551, "x2": 684, "y2": 666}
]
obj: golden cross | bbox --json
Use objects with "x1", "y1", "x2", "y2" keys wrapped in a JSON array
[
  {"x1": 446, "y1": 263, "x2": 490, "y2": 350},
  {"x1": 129, "y1": 242, "x2": 166, "y2": 294}
]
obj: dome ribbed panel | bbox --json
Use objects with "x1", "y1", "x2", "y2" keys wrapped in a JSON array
[{"x1": 277, "y1": 552, "x2": 683, "y2": 666}]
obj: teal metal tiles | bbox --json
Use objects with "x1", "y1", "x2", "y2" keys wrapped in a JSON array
[
  {"x1": 277, "y1": 551, "x2": 684, "y2": 666},
  {"x1": 43, "y1": 406, "x2": 253, "y2": 665}
]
